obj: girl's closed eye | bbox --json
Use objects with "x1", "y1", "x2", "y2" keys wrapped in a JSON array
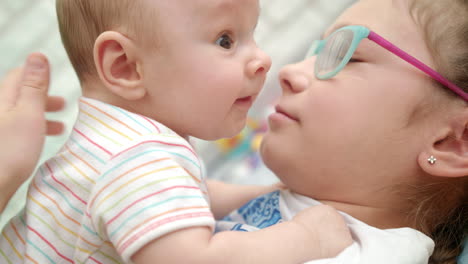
[
  {"x1": 216, "y1": 33, "x2": 234, "y2": 49},
  {"x1": 349, "y1": 57, "x2": 363, "y2": 63}
]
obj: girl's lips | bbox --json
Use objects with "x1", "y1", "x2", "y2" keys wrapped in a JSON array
[{"x1": 273, "y1": 105, "x2": 299, "y2": 122}]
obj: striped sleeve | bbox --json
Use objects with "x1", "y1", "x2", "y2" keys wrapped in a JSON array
[{"x1": 88, "y1": 134, "x2": 215, "y2": 262}]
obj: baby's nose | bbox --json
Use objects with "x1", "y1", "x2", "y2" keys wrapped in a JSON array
[{"x1": 246, "y1": 48, "x2": 272, "y2": 78}]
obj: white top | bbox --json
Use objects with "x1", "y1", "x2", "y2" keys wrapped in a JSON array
[{"x1": 217, "y1": 189, "x2": 434, "y2": 264}]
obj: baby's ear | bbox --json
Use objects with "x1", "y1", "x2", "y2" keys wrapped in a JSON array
[
  {"x1": 94, "y1": 31, "x2": 146, "y2": 100},
  {"x1": 418, "y1": 108, "x2": 468, "y2": 178}
]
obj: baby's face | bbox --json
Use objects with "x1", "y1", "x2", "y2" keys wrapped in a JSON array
[
  {"x1": 138, "y1": 0, "x2": 271, "y2": 140},
  {"x1": 260, "y1": 0, "x2": 437, "y2": 200}
]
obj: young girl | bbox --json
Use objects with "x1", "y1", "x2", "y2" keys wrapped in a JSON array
[{"x1": 214, "y1": 0, "x2": 468, "y2": 263}]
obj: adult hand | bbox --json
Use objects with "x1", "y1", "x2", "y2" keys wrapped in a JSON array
[{"x1": 0, "y1": 53, "x2": 65, "y2": 212}]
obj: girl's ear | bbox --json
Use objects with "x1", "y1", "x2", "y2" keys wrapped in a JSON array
[
  {"x1": 418, "y1": 109, "x2": 468, "y2": 178},
  {"x1": 94, "y1": 31, "x2": 146, "y2": 101}
]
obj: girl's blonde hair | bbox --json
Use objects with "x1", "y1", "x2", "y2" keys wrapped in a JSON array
[
  {"x1": 406, "y1": 0, "x2": 468, "y2": 263},
  {"x1": 56, "y1": 0, "x2": 156, "y2": 83}
]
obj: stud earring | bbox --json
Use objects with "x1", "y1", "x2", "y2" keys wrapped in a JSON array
[{"x1": 427, "y1": 155, "x2": 437, "y2": 165}]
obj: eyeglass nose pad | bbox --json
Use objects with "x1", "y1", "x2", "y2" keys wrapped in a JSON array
[{"x1": 305, "y1": 40, "x2": 321, "y2": 59}]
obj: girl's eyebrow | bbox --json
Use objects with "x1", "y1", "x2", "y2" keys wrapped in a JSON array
[
  {"x1": 321, "y1": 23, "x2": 350, "y2": 39},
  {"x1": 320, "y1": 23, "x2": 371, "y2": 39}
]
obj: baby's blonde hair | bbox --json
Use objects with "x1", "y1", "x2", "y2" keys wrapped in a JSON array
[{"x1": 56, "y1": 0, "x2": 155, "y2": 83}]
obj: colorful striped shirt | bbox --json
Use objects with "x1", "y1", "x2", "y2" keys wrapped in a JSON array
[{"x1": 0, "y1": 97, "x2": 214, "y2": 263}]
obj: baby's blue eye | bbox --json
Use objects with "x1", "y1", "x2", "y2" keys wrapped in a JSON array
[{"x1": 216, "y1": 34, "x2": 233, "y2": 49}]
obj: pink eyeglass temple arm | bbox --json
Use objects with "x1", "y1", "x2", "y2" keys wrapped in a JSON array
[{"x1": 368, "y1": 31, "x2": 468, "y2": 102}]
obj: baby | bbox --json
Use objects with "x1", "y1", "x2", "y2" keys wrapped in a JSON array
[{"x1": 0, "y1": 54, "x2": 64, "y2": 213}]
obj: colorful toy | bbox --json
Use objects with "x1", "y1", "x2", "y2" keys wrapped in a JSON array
[{"x1": 215, "y1": 117, "x2": 268, "y2": 170}]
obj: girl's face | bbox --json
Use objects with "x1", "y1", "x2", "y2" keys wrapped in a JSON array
[{"x1": 260, "y1": 0, "x2": 439, "y2": 203}]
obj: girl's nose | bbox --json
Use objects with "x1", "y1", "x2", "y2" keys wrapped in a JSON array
[
  {"x1": 246, "y1": 47, "x2": 272, "y2": 78},
  {"x1": 278, "y1": 62, "x2": 310, "y2": 94}
]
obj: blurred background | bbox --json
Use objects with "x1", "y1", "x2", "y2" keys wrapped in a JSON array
[{"x1": 0, "y1": 0, "x2": 356, "y2": 227}]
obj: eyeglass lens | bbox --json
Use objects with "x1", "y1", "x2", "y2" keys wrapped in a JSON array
[{"x1": 316, "y1": 29, "x2": 354, "y2": 78}]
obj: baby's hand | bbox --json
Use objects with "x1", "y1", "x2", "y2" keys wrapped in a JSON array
[{"x1": 292, "y1": 205, "x2": 353, "y2": 259}]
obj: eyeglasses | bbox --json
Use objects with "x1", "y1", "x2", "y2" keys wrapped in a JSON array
[{"x1": 306, "y1": 25, "x2": 468, "y2": 102}]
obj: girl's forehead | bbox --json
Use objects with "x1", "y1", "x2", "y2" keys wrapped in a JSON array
[
  {"x1": 329, "y1": 0, "x2": 433, "y2": 65},
  {"x1": 332, "y1": 0, "x2": 408, "y2": 33}
]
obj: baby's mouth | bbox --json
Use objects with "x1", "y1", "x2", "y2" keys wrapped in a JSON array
[
  {"x1": 234, "y1": 96, "x2": 256, "y2": 109},
  {"x1": 235, "y1": 96, "x2": 252, "y2": 103}
]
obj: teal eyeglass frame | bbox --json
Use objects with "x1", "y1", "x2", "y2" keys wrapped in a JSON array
[{"x1": 307, "y1": 25, "x2": 468, "y2": 102}]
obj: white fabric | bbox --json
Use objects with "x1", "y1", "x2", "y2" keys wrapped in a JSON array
[
  {"x1": 217, "y1": 189, "x2": 434, "y2": 263},
  {"x1": 279, "y1": 190, "x2": 435, "y2": 264}
]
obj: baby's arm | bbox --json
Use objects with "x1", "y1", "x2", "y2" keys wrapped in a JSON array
[
  {"x1": 132, "y1": 204, "x2": 353, "y2": 264},
  {"x1": 0, "y1": 53, "x2": 64, "y2": 212},
  {"x1": 207, "y1": 179, "x2": 284, "y2": 219}
]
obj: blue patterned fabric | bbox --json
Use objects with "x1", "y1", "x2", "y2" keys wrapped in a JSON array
[{"x1": 216, "y1": 191, "x2": 283, "y2": 233}]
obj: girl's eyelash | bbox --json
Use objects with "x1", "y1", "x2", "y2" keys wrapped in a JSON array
[{"x1": 349, "y1": 58, "x2": 362, "y2": 63}]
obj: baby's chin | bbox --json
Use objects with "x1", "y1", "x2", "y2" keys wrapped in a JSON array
[{"x1": 192, "y1": 121, "x2": 247, "y2": 141}]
